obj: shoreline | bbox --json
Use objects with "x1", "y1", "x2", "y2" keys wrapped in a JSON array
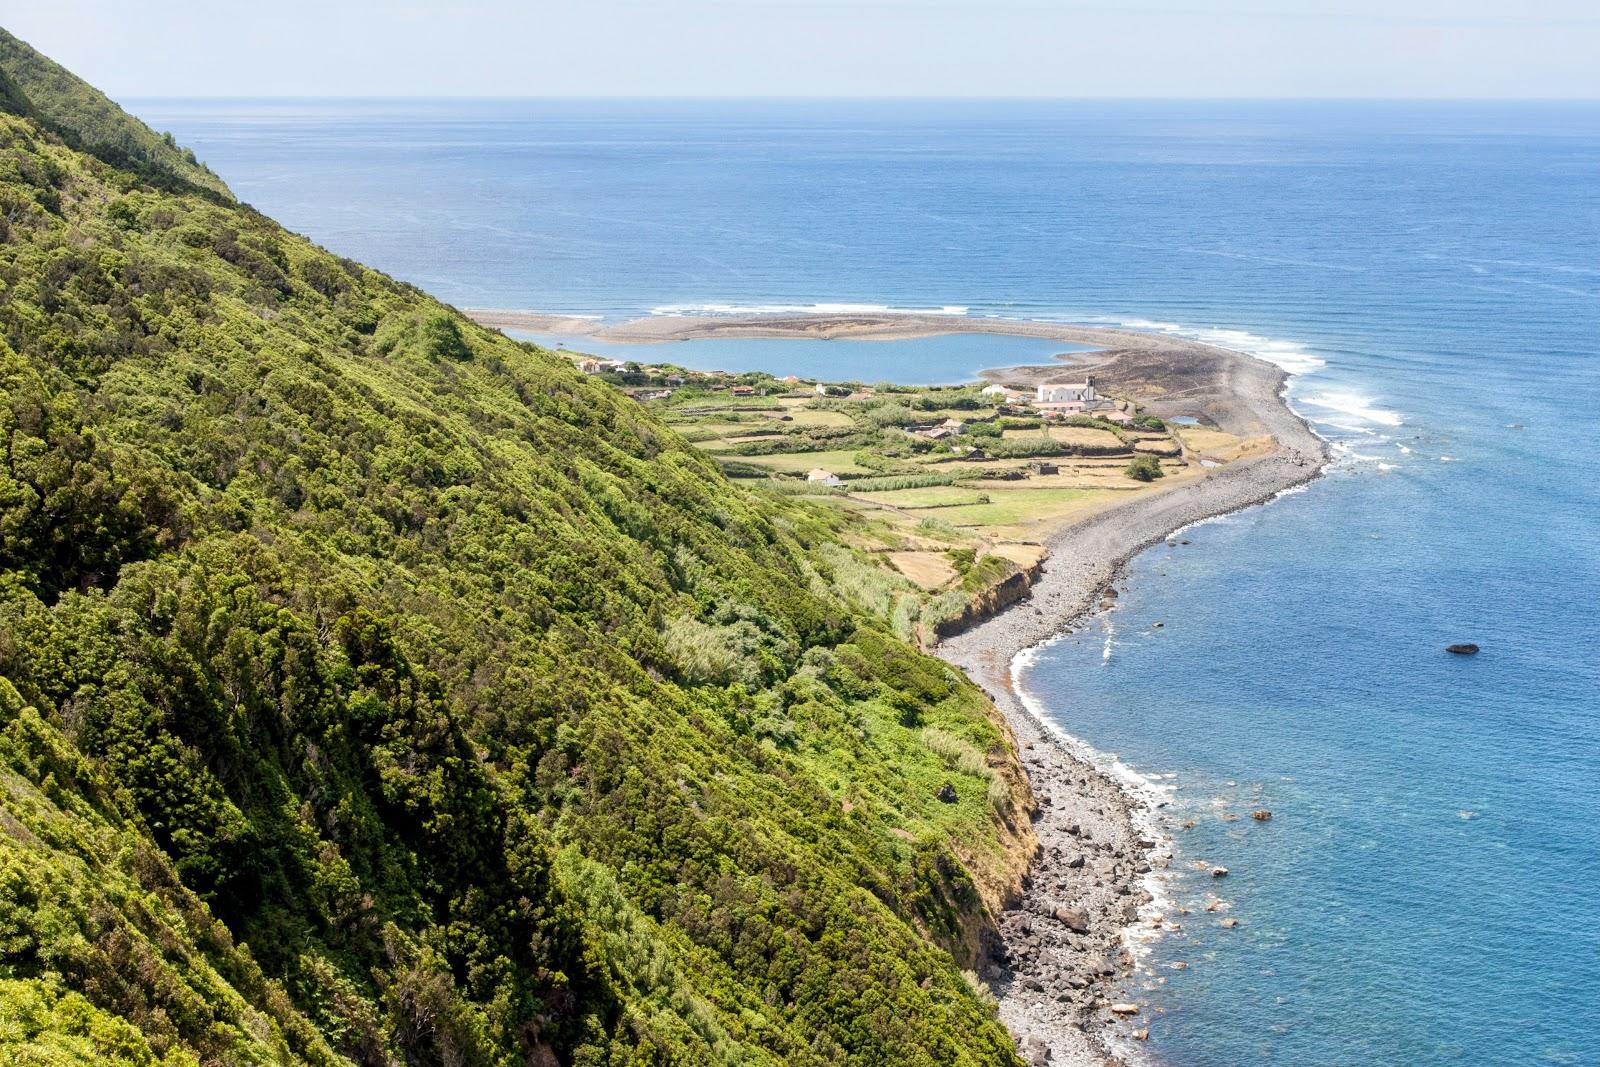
[
  {"x1": 939, "y1": 440, "x2": 1324, "y2": 1066},
  {"x1": 937, "y1": 340, "x2": 1326, "y2": 1064},
  {"x1": 471, "y1": 307, "x2": 1329, "y2": 1066}
]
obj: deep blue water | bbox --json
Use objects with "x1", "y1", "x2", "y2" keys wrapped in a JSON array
[{"x1": 137, "y1": 98, "x2": 1600, "y2": 1066}]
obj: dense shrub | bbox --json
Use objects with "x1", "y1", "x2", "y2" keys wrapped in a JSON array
[
  {"x1": 0, "y1": 42, "x2": 1029, "y2": 1067},
  {"x1": 1125, "y1": 454, "x2": 1165, "y2": 481}
]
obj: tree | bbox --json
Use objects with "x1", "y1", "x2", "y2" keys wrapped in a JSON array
[{"x1": 1125, "y1": 454, "x2": 1165, "y2": 482}]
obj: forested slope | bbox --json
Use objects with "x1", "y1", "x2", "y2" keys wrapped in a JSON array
[
  {"x1": 0, "y1": 29, "x2": 230, "y2": 199},
  {"x1": 0, "y1": 31, "x2": 1033, "y2": 1067}
]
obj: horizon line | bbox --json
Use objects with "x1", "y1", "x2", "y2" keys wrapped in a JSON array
[{"x1": 121, "y1": 93, "x2": 1600, "y2": 104}]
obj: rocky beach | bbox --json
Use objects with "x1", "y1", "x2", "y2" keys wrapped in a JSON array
[{"x1": 940, "y1": 326, "x2": 1327, "y2": 1066}]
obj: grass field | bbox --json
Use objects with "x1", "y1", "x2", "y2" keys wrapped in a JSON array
[
  {"x1": 1176, "y1": 425, "x2": 1269, "y2": 462},
  {"x1": 1001, "y1": 426, "x2": 1125, "y2": 448},
  {"x1": 855, "y1": 485, "x2": 989, "y2": 508},
  {"x1": 778, "y1": 407, "x2": 857, "y2": 428},
  {"x1": 636, "y1": 376, "x2": 1230, "y2": 640},
  {"x1": 887, "y1": 551, "x2": 960, "y2": 590},
  {"x1": 723, "y1": 448, "x2": 874, "y2": 474},
  {"x1": 903, "y1": 486, "x2": 1102, "y2": 532}
]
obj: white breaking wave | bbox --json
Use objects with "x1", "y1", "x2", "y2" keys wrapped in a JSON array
[
  {"x1": 1010, "y1": 640, "x2": 1176, "y2": 970},
  {"x1": 1298, "y1": 390, "x2": 1404, "y2": 427},
  {"x1": 648, "y1": 301, "x2": 970, "y2": 317},
  {"x1": 1115, "y1": 319, "x2": 1328, "y2": 376}
]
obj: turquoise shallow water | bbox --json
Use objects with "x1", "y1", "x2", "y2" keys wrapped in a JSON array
[
  {"x1": 508, "y1": 331, "x2": 1093, "y2": 386},
  {"x1": 139, "y1": 98, "x2": 1600, "y2": 1066}
]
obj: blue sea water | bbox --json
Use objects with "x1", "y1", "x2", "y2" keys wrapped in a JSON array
[{"x1": 136, "y1": 98, "x2": 1600, "y2": 1066}]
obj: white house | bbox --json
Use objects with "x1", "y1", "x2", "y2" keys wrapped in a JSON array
[
  {"x1": 980, "y1": 384, "x2": 1008, "y2": 397},
  {"x1": 806, "y1": 468, "x2": 843, "y2": 487},
  {"x1": 1037, "y1": 376, "x2": 1097, "y2": 405}
]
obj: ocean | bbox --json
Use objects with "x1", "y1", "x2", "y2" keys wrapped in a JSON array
[{"x1": 136, "y1": 98, "x2": 1600, "y2": 1066}]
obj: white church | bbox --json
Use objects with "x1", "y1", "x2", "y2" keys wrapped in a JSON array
[{"x1": 1036, "y1": 376, "x2": 1099, "y2": 407}]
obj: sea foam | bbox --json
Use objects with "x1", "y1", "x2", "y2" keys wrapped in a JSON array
[
  {"x1": 1115, "y1": 320, "x2": 1328, "y2": 376},
  {"x1": 1011, "y1": 638, "x2": 1176, "y2": 966},
  {"x1": 1298, "y1": 390, "x2": 1404, "y2": 427},
  {"x1": 648, "y1": 301, "x2": 970, "y2": 317}
]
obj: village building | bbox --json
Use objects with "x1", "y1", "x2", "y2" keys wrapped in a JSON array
[
  {"x1": 980, "y1": 383, "x2": 1008, "y2": 398},
  {"x1": 1028, "y1": 459, "x2": 1059, "y2": 475},
  {"x1": 731, "y1": 385, "x2": 757, "y2": 396},
  {"x1": 1037, "y1": 376, "x2": 1098, "y2": 405},
  {"x1": 806, "y1": 468, "x2": 843, "y2": 487},
  {"x1": 912, "y1": 418, "x2": 966, "y2": 440},
  {"x1": 578, "y1": 358, "x2": 620, "y2": 375}
]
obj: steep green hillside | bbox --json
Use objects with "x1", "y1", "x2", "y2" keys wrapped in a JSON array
[
  {"x1": 0, "y1": 28, "x2": 230, "y2": 199},
  {"x1": 0, "y1": 34, "x2": 1033, "y2": 1067}
]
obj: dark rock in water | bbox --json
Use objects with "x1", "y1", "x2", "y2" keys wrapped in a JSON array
[
  {"x1": 1252, "y1": 809, "x2": 1273, "y2": 821},
  {"x1": 1446, "y1": 643, "x2": 1480, "y2": 655},
  {"x1": 936, "y1": 783, "x2": 958, "y2": 803}
]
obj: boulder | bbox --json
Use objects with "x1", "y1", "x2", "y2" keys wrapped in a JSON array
[
  {"x1": 1110, "y1": 1002, "x2": 1140, "y2": 1016},
  {"x1": 1210, "y1": 866, "x2": 1229, "y2": 878},
  {"x1": 1220, "y1": 917, "x2": 1239, "y2": 929},
  {"x1": 937, "y1": 783, "x2": 958, "y2": 804},
  {"x1": 1252, "y1": 810, "x2": 1272, "y2": 821},
  {"x1": 1446, "y1": 643, "x2": 1480, "y2": 655},
  {"x1": 1066, "y1": 853, "x2": 1086, "y2": 869},
  {"x1": 1054, "y1": 906, "x2": 1090, "y2": 933}
]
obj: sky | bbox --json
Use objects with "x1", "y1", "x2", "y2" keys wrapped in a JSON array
[{"x1": 6, "y1": 0, "x2": 1600, "y2": 99}]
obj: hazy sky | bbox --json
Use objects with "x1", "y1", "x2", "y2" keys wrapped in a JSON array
[{"x1": 7, "y1": 0, "x2": 1600, "y2": 99}]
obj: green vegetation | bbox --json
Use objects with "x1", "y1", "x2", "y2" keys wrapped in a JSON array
[
  {"x1": 0, "y1": 29, "x2": 231, "y2": 198},
  {"x1": 1125, "y1": 454, "x2": 1166, "y2": 481},
  {"x1": 0, "y1": 34, "x2": 1030, "y2": 1067},
  {"x1": 626, "y1": 359, "x2": 1197, "y2": 643}
]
